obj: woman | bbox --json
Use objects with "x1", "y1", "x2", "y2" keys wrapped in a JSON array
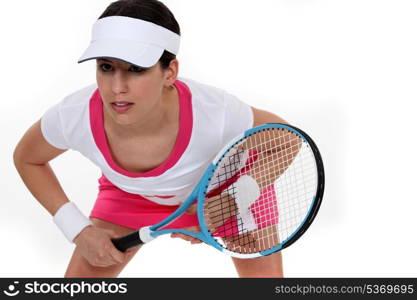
[{"x1": 13, "y1": 0, "x2": 286, "y2": 277}]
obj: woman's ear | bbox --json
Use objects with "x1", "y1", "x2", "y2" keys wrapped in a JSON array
[{"x1": 163, "y1": 59, "x2": 179, "y2": 88}]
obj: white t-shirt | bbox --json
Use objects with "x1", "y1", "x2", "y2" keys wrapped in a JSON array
[{"x1": 41, "y1": 77, "x2": 253, "y2": 205}]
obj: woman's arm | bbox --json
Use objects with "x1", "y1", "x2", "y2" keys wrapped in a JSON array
[
  {"x1": 251, "y1": 106, "x2": 289, "y2": 127},
  {"x1": 249, "y1": 106, "x2": 301, "y2": 188},
  {"x1": 13, "y1": 120, "x2": 69, "y2": 215},
  {"x1": 13, "y1": 120, "x2": 128, "y2": 267}
]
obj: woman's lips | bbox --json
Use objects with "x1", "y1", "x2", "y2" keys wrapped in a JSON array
[{"x1": 111, "y1": 102, "x2": 134, "y2": 113}]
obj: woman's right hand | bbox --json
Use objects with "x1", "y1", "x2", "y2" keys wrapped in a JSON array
[{"x1": 73, "y1": 225, "x2": 131, "y2": 267}]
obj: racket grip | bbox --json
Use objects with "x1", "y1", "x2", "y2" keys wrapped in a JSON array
[{"x1": 111, "y1": 231, "x2": 143, "y2": 252}]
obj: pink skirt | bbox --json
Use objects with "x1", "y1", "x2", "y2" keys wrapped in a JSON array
[
  {"x1": 90, "y1": 175, "x2": 199, "y2": 230},
  {"x1": 90, "y1": 173, "x2": 277, "y2": 236}
]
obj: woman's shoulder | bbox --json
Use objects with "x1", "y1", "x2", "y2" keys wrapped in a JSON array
[
  {"x1": 46, "y1": 83, "x2": 98, "y2": 134},
  {"x1": 178, "y1": 77, "x2": 227, "y2": 102},
  {"x1": 178, "y1": 77, "x2": 251, "y2": 112},
  {"x1": 59, "y1": 83, "x2": 98, "y2": 108}
]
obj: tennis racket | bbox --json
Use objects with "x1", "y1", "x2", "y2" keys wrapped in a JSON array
[{"x1": 111, "y1": 123, "x2": 324, "y2": 258}]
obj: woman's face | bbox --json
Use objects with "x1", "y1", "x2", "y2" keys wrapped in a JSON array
[{"x1": 96, "y1": 58, "x2": 176, "y2": 126}]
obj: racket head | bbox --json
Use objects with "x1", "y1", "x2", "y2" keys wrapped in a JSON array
[{"x1": 196, "y1": 123, "x2": 324, "y2": 258}]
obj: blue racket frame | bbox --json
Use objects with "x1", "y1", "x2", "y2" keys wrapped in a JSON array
[{"x1": 141, "y1": 123, "x2": 324, "y2": 258}]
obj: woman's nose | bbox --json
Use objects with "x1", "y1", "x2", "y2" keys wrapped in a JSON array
[{"x1": 111, "y1": 71, "x2": 128, "y2": 94}]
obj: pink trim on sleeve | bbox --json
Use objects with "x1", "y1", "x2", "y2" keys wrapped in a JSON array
[{"x1": 89, "y1": 80, "x2": 193, "y2": 178}]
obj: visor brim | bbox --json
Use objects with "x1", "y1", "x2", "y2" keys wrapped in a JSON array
[{"x1": 78, "y1": 39, "x2": 164, "y2": 68}]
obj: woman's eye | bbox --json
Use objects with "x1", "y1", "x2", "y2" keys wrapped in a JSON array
[
  {"x1": 98, "y1": 63, "x2": 146, "y2": 73},
  {"x1": 129, "y1": 65, "x2": 146, "y2": 73},
  {"x1": 99, "y1": 63, "x2": 113, "y2": 72}
]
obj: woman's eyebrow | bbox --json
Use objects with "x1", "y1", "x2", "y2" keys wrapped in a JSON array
[
  {"x1": 97, "y1": 58, "x2": 135, "y2": 68},
  {"x1": 97, "y1": 58, "x2": 114, "y2": 63}
]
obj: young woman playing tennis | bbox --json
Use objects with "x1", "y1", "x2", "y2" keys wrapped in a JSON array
[{"x1": 14, "y1": 0, "x2": 287, "y2": 277}]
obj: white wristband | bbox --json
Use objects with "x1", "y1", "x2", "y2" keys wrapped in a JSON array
[{"x1": 53, "y1": 202, "x2": 93, "y2": 243}]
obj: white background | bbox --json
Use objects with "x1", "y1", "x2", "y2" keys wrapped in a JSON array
[{"x1": 1, "y1": 0, "x2": 416, "y2": 277}]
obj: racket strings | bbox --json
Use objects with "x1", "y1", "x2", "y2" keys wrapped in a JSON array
[
  {"x1": 203, "y1": 128, "x2": 318, "y2": 254},
  {"x1": 207, "y1": 145, "x2": 308, "y2": 213},
  {"x1": 205, "y1": 137, "x2": 315, "y2": 217},
  {"x1": 207, "y1": 130, "x2": 302, "y2": 192},
  {"x1": 205, "y1": 129, "x2": 299, "y2": 213}
]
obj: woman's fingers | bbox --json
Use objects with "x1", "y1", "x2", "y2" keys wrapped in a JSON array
[
  {"x1": 170, "y1": 225, "x2": 202, "y2": 244},
  {"x1": 172, "y1": 233, "x2": 202, "y2": 244},
  {"x1": 74, "y1": 226, "x2": 133, "y2": 267}
]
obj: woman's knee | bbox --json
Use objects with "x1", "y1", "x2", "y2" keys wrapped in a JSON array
[
  {"x1": 64, "y1": 244, "x2": 140, "y2": 278},
  {"x1": 231, "y1": 252, "x2": 284, "y2": 278}
]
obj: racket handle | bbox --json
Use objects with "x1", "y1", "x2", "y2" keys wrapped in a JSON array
[{"x1": 111, "y1": 230, "x2": 143, "y2": 252}]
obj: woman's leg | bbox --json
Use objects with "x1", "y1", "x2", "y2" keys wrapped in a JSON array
[
  {"x1": 231, "y1": 252, "x2": 283, "y2": 278},
  {"x1": 64, "y1": 218, "x2": 140, "y2": 278}
]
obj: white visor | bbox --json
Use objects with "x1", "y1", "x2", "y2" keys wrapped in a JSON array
[{"x1": 78, "y1": 16, "x2": 180, "y2": 68}]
